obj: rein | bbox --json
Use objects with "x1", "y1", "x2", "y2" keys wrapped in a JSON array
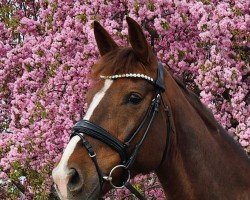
[{"x1": 70, "y1": 63, "x2": 172, "y2": 199}]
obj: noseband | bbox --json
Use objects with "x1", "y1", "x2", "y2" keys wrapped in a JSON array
[{"x1": 70, "y1": 63, "x2": 172, "y2": 199}]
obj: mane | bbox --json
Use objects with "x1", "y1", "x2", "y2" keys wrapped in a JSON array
[
  {"x1": 173, "y1": 75, "x2": 216, "y2": 125},
  {"x1": 90, "y1": 47, "x2": 155, "y2": 80},
  {"x1": 173, "y1": 75, "x2": 249, "y2": 156}
]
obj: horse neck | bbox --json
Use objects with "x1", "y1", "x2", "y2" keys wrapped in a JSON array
[{"x1": 156, "y1": 72, "x2": 250, "y2": 200}]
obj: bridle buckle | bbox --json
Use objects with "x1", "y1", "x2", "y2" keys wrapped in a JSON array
[{"x1": 89, "y1": 152, "x2": 96, "y2": 158}]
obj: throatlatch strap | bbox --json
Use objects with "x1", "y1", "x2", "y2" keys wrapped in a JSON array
[{"x1": 125, "y1": 182, "x2": 146, "y2": 200}]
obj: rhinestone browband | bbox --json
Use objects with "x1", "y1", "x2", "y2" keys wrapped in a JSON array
[{"x1": 100, "y1": 73, "x2": 154, "y2": 83}]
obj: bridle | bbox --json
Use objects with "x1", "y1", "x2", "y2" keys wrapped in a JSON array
[{"x1": 70, "y1": 63, "x2": 172, "y2": 199}]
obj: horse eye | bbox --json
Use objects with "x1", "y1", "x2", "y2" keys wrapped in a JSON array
[{"x1": 128, "y1": 93, "x2": 142, "y2": 104}]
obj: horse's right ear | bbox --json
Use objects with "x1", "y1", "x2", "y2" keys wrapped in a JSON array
[{"x1": 93, "y1": 21, "x2": 118, "y2": 56}]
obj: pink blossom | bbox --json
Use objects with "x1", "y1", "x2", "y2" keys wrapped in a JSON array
[{"x1": 0, "y1": 0, "x2": 249, "y2": 199}]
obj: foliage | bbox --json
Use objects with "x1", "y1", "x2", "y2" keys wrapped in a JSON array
[{"x1": 0, "y1": 0, "x2": 249, "y2": 199}]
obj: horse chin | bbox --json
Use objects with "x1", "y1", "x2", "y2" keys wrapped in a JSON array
[
  {"x1": 56, "y1": 182, "x2": 100, "y2": 200},
  {"x1": 84, "y1": 183, "x2": 100, "y2": 200}
]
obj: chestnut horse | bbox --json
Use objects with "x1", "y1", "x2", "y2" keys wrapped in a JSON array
[{"x1": 52, "y1": 17, "x2": 250, "y2": 200}]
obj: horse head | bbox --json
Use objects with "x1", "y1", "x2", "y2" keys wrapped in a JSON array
[{"x1": 52, "y1": 17, "x2": 169, "y2": 200}]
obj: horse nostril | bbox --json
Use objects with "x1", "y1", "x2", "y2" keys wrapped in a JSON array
[{"x1": 67, "y1": 168, "x2": 83, "y2": 192}]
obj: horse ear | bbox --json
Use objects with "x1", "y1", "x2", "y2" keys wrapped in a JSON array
[
  {"x1": 93, "y1": 21, "x2": 118, "y2": 56},
  {"x1": 126, "y1": 17, "x2": 153, "y2": 64}
]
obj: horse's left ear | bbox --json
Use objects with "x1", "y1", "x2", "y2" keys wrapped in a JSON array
[{"x1": 126, "y1": 17, "x2": 154, "y2": 64}]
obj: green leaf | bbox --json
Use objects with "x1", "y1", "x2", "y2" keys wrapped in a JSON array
[
  {"x1": 161, "y1": 21, "x2": 170, "y2": 30},
  {"x1": 178, "y1": 49, "x2": 186, "y2": 60}
]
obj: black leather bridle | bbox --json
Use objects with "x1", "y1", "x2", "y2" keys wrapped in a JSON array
[{"x1": 70, "y1": 63, "x2": 172, "y2": 199}]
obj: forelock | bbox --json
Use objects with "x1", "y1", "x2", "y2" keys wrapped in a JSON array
[{"x1": 90, "y1": 47, "x2": 155, "y2": 80}]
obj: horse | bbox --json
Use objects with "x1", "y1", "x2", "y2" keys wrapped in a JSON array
[{"x1": 52, "y1": 17, "x2": 250, "y2": 200}]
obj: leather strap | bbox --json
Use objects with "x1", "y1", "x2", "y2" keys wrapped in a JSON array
[
  {"x1": 124, "y1": 101, "x2": 154, "y2": 146},
  {"x1": 125, "y1": 93, "x2": 161, "y2": 169},
  {"x1": 155, "y1": 62, "x2": 165, "y2": 92},
  {"x1": 159, "y1": 103, "x2": 172, "y2": 166},
  {"x1": 125, "y1": 182, "x2": 146, "y2": 200},
  {"x1": 70, "y1": 132, "x2": 105, "y2": 187},
  {"x1": 73, "y1": 120, "x2": 127, "y2": 164}
]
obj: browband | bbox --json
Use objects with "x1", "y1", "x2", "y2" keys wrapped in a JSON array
[{"x1": 100, "y1": 62, "x2": 165, "y2": 92}]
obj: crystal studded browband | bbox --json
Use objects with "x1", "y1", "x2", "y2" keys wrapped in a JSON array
[
  {"x1": 100, "y1": 73, "x2": 154, "y2": 83},
  {"x1": 99, "y1": 63, "x2": 166, "y2": 92}
]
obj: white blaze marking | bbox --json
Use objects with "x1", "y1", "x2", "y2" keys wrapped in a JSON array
[
  {"x1": 84, "y1": 80, "x2": 113, "y2": 120},
  {"x1": 52, "y1": 80, "x2": 113, "y2": 198}
]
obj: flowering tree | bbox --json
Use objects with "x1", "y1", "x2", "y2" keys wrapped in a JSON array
[{"x1": 0, "y1": 0, "x2": 249, "y2": 199}]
